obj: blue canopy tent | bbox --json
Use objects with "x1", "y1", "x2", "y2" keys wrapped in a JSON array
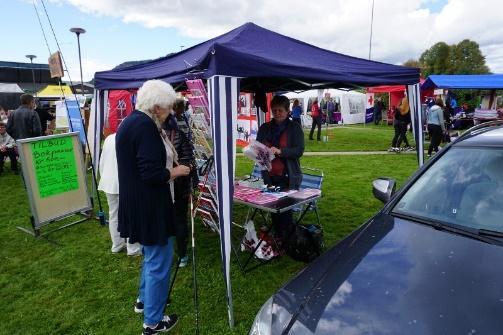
[
  {"x1": 93, "y1": 22, "x2": 421, "y2": 327},
  {"x1": 421, "y1": 74, "x2": 503, "y2": 90}
]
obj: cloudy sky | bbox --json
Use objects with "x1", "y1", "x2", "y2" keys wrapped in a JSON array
[{"x1": 3, "y1": 0, "x2": 503, "y2": 82}]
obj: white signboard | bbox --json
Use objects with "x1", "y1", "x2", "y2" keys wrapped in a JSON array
[{"x1": 55, "y1": 100, "x2": 69, "y2": 129}]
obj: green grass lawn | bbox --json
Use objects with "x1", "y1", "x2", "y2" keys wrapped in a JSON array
[
  {"x1": 0, "y1": 153, "x2": 418, "y2": 335},
  {"x1": 303, "y1": 124, "x2": 416, "y2": 152},
  {"x1": 236, "y1": 124, "x2": 416, "y2": 153}
]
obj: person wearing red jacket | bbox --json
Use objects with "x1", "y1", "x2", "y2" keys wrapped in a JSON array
[{"x1": 309, "y1": 99, "x2": 322, "y2": 141}]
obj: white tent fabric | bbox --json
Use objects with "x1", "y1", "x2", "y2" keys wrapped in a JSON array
[
  {"x1": 285, "y1": 89, "x2": 367, "y2": 124},
  {"x1": 0, "y1": 83, "x2": 24, "y2": 93}
]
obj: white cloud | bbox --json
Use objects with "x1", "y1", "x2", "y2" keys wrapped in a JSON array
[
  {"x1": 63, "y1": 0, "x2": 503, "y2": 73},
  {"x1": 63, "y1": 57, "x2": 112, "y2": 83}
]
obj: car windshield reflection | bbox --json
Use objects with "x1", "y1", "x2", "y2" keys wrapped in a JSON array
[{"x1": 392, "y1": 148, "x2": 503, "y2": 234}]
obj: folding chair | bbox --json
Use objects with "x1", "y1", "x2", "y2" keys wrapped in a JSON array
[
  {"x1": 249, "y1": 164, "x2": 263, "y2": 181},
  {"x1": 297, "y1": 167, "x2": 324, "y2": 226}
]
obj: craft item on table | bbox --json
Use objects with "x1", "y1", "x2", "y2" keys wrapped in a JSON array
[
  {"x1": 243, "y1": 140, "x2": 274, "y2": 171},
  {"x1": 236, "y1": 179, "x2": 265, "y2": 189},
  {"x1": 474, "y1": 109, "x2": 499, "y2": 120},
  {"x1": 265, "y1": 190, "x2": 298, "y2": 199},
  {"x1": 234, "y1": 184, "x2": 262, "y2": 201},
  {"x1": 244, "y1": 192, "x2": 279, "y2": 205},
  {"x1": 290, "y1": 188, "x2": 321, "y2": 199}
]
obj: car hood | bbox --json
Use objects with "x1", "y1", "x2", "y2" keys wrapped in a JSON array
[{"x1": 270, "y1": 214, "x2": 503, "y2": 334}]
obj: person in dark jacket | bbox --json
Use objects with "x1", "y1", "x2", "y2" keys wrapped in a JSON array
[
  {"x1": 6, "y1": 94, "x2": 42, "y2": 140},
  {"x1": 388, "y1": 97, "x2": 411, "y2": 152},
  {"x1": 256, "y1": 95, "x2": 305, "y2": 239},
  {"x1": 116, "y1": 80, "x2": 190, "y2": 335},
  {"x1": 163, "y1": 99, "x2": 197, "y2": 268},
  {"x1": 35, "y1": 102, "x2": 55, "y2": 135},
  {"x1": 373, "y1": 98, "x2": 384, "y2": 125}
]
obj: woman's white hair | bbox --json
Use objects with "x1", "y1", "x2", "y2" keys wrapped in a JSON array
[{"x1": 136, "y1": 80, "x2": 177, "y2": 112}]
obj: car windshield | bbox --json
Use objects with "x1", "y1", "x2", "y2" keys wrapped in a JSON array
[{"x1": 392, "y1": 147, "x2": 503, "y2": 233}]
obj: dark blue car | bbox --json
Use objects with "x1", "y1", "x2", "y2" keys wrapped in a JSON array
[{"x1": 250, "y1": 121, "x2": 503, "y2": 335}]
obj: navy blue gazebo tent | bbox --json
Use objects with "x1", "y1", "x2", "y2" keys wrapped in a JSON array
[{"x1": 93, "y1": 22, "x2": 422, "y2": 327}]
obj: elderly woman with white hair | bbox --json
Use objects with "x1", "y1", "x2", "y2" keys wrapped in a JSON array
[{"x1": 116, "y1": 80, "x2": 190, "y2": 335}]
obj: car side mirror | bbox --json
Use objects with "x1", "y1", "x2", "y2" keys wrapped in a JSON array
[{"x1": 372, "y1": 178, "x2": 396, "y2": 203}]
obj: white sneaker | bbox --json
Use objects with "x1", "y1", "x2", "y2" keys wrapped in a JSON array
[
  {"x1": 127, "y1": 250, "x2": 142, "y2": 257},
  {"x1": 111, "y1": 244, "x2": 126, "y2": 253}
]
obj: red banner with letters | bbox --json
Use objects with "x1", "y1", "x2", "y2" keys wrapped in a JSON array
[{"x1": 106, "y1": 90, "x2": 135, "y2": 133}]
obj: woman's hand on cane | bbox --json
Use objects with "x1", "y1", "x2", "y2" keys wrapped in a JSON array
[{"x1": 170, "y1": 165, "x2": 191, "y2": 180}]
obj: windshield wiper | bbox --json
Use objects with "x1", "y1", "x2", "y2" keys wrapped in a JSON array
[
  {"x1": 478, "y1": 229, "x2": 503, "y2": 238},
  {"x1": 392, "y1": 212, "x2": 503, "y2": 246}
]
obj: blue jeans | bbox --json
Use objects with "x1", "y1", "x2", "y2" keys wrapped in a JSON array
[{"x1": 138, "y1": 237, "x2": 174, "y2": 325}]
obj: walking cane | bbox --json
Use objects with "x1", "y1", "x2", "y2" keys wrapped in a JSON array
[
  {"x1": 166, "y1": 256, "x2": 181, "y2": 307},
  {"x1": 190, "y1": 191, "x2": 201, "y2": 335}
]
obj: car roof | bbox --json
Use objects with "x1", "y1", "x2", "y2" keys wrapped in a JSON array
[{"x1": 453, "y1": 123, "x2": 503, "y2": 147}]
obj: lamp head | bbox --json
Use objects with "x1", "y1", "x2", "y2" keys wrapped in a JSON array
[
  {"x1": 25, "y1": 54, "x2": 36, "y2": 61},
  {"x1": 70, "y1": 27, "x2": 86, "y2": 35}
]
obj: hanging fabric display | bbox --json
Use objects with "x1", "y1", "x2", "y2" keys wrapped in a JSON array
[{"x1": 106, "y1": 90, "x2": 135, "y2": 133}]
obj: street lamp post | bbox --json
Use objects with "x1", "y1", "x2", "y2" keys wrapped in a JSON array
[
  {"x1": 25, "y1": 54, "x2": 37, "y2": 96},
  {"x1": 368, "y1": 0, "x2": 375, "y2": 60},
  {"x1": 69, "y1": 27, "x2": 86, "y2": 97},
  {"x1": 68, "y1": 27, "x2": 106, "y2": 225}
]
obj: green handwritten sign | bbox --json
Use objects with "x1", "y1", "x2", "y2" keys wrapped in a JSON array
[{"x1": 31, "y1": 136, "x2": 79, "y2": 198}]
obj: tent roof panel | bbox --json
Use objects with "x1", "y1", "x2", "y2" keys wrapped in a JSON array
[
  {"x1": 95, "y1": 22, "x2": 420, "y2": 90},
  {"x1": 421, "y1": 74, "x2": 503, "y2": 90}
]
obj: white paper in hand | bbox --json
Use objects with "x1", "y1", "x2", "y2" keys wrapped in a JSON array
[{"x1": 243, "y1": 140, "x2": 275, "y2": 171}]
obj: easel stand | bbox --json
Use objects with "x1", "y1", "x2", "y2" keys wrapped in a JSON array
[
  {"x1": 17, "y1": 210, "x2": 92, "y2": 238},
  {"x1": 16, "y1": 133, "x2": 95, "y2": 239}
]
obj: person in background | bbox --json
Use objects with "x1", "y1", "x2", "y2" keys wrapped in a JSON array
[
  {"x1": 116, "y1": 80, "x2": 190, "y2": 335},
  {"x1": 291, "y1": 99, "x2": 302, "y2": 126},
  {"x1": 388, "y1": 96, "x2": 412, "y2": 152},
  {"x1": 427, "y1": 98, "x2": 446, "y2": 157},
  {"x1": 35, "y1": 101, "x2": 55, "y2": 135},
  {"x1": 327, "y1": 98, "x2": 335, "y2": 124},
  {"x1": 7, "y1": 94, "x2": 42, "y2": 140},
  {"x1": 0, "y1": 122, "x2": 17, "y2": 174},
  {"x1": 256, "y1": 95, "x2": 304, "y2": 240},
  {"x1": 373, "y1": 98, "x2": 383, "y2": 125},
  {"x1": 309, "y1": 98, "x2": 322, "y2": 141},
  {"x1": 163, "y1": 98, "x2": 197, "y2": 268},
  {"x1": 398, "y1": 96, "x2": 412, "y2": 151},
  {"x1": 98, "y1": 133, "x2": 142, "y2": 256},
  {"x1": 0, "y1": 106, "x2": 7, "y2": 123}
]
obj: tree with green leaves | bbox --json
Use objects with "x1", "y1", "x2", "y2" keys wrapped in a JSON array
[
  {"x1": 402, "y1": 59, "x2": 422, "y2": 69},
  {"x1": 419, "y1": 42, "x2": 451, "y2": 77},
  {"x1": 449, "y1": 39, "x2": 490, "y2": 74},
  {"x1": 418, "y1": 39, "x2": 490, "y2": 77}
]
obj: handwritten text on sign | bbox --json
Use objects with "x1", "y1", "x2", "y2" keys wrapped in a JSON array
[{"x1": 31, "y1": 137, "x2": 79, "y2": 198}]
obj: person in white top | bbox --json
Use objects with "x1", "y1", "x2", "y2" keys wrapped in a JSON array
[{"x1": 98, "y1": 133, "x2": 142, "y2": 255}]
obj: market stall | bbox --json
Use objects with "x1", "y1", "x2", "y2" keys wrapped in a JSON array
[
  {"x1": 421, "y1": 74, "x2": 503, "y2": 125},
  {"x1": 93, "y1": 22, "x2": 421, "y2": 327},
  {"x1": 367, "y1": 79, "x2": 429, "y2": 125}
]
